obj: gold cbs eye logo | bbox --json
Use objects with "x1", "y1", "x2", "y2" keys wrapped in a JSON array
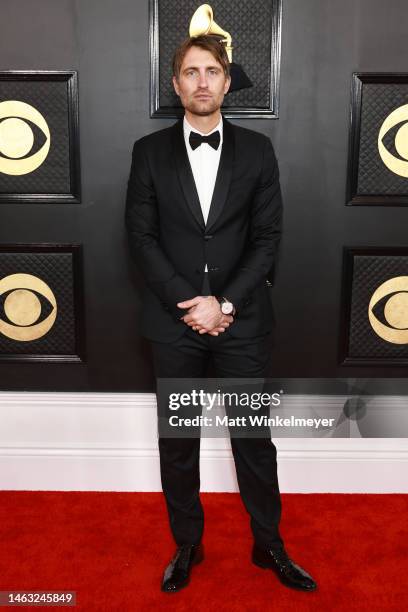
[
  {"x1": 0, "y1": 274, "x2": 57, "y2": 341},
  {"x1": 368, "y1": 276, "x2": 408, "y2": 344},
  {"x1": 0, "y1": 100, "x2": 51, "y2": 175},
  {"x1": 378, "y1": 104, "x2": 408, "y2": 177}
]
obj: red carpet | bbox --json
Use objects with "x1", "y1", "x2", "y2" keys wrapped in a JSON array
[{"x1": 0, "y1": 492, "x2": 407, "y2": 611}]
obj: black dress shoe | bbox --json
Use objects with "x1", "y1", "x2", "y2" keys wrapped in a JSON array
[
  {"x1": 161, "y1": 543, "x2": 204, "y2": 593},
  {"x1": 252, "y1": 544, "x2": 317, "y2": 591}
]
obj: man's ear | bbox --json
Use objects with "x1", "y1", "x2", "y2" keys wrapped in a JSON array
[
  {"x1": 172, "y1": 75, "x2": 180, "y2": 96},
  {"x1": 224, "y1": 76, "x2": 231, "y2": 95}
]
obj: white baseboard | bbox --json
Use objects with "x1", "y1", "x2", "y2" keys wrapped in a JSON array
[{"x1": 0, "y1": 392, "x2": 407, "y2": 493}]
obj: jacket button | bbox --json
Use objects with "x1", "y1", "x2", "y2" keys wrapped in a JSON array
[{"x1": 204, "y1": 234, "x2": 213, "y2": 240}]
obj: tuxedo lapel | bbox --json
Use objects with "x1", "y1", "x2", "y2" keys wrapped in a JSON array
[
  {"x1": 171, "y1": 119, "x2": 205, "y2": 230},
  {"x1": 205, "y1": 116, "x2": 234, "y2": 233}
]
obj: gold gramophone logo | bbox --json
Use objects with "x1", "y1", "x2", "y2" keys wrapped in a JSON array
[
  {"x1": 368, "y1": 276, "x2": 408, "y2": 344},
  {"x1": 189, "y1": 4, "x2": 233, "y2": 62},
  {"x1": 0, "y1": 100, "x2": 51, "y2": 175},
  {"x1": 378, "y1": 104, "x2": 408, "y2": 177},
  {"x1": 188, "y1": 4, "x2": 253, "y2": 93},
  {"x1": 0, "y1": 273, "x2": 57, "y2": 341}
]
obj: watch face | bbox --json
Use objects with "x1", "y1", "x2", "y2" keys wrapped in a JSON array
[{"x1": 221, "y1": 301, "x2": 234, "y2": 315}]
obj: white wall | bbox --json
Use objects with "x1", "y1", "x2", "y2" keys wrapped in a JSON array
[{"x1": 0, "y1": 392, "x2": 407, "y2": 492}]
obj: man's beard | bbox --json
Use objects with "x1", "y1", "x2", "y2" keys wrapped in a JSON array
[{"x1": 185, "y1": 96, "x2": 222, "y2": 116}]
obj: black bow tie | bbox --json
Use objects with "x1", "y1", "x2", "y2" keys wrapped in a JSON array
[{"x1": 189, "y1": 130, "x2": 220, "y2": 151}]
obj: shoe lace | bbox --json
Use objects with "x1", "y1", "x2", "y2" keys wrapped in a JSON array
[{"x1": 270, "y1": 548, "x2": 291, "y2": 569}]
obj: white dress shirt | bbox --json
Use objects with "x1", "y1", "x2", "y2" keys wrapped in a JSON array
[{"x1": 183, "y1": 116, "x2": 223, "y2": 273}]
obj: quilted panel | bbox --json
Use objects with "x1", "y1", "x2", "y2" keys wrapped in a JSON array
[
  {"x1": 357, "y1": 82, "x2": 408, "y2": 195},
  {"x1": 348, "y1": 254, "x2": 408, "y2": 359},
  {"x1": 157, "y1": 0, "x2": 275, "y2": 109},
  {"x1": 0, "y1": 79, "x2": 71, "y2": 194},
  {"x1": 0, "y1": 250, "x2": 77, "y2": 355}
]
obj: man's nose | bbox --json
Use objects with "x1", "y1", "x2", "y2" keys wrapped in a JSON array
[{"x1": 197, "y1": 71, "x2": 208, "y2": 88}]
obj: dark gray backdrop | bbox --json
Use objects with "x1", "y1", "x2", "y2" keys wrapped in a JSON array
[{"x1": 0, "y1": 0, "x2": 407, "y2": 391}]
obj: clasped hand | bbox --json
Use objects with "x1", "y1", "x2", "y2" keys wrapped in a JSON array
[{"x1": 177, "y1": 296, "x2": 234, "y2": 336}]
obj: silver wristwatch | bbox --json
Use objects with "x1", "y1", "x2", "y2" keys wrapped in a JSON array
[{"x1": 219, "y1": 297, "x2": 235, "y2": 315}]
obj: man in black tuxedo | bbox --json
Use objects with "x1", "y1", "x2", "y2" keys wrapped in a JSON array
[{"x1": 125, "y1": 35, "x2": 316, "y2": 593}]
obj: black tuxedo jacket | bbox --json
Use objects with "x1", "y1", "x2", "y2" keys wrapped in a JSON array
[{"x1": 125, "y1": 116, "x2": 283, "y2": 342}]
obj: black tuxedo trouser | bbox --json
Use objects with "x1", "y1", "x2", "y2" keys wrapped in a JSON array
[{"x1": 150, "y1": 320, "x2": 284, "y2": 552}]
